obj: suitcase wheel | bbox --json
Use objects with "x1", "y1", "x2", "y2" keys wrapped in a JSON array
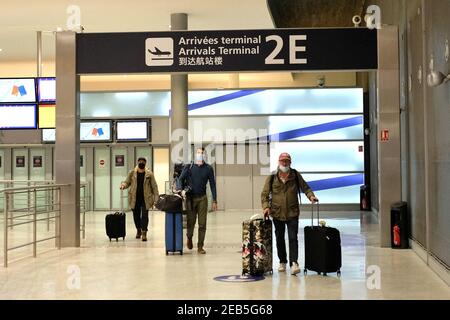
[
  {"x1": 109, "y1": 238, "x2": 111, "y2": 242},
  {"x1": 337, "y1": 271, "x2": 341, "y2": 277},
  {"x1": 303, "y1": 269, "x2": 307, "y2": 275},
  {"x1": 116, "y1": 238, "x2": 119, "y2": 242},
  {"x1": 166, "y1": 251, "x2": 168, "y2": 256},
  {"x1": 323, "y1": 272, "x2": 327, "y2": 276},
  {"x1": 123, "y1": 237, "x2": 125, "y2": 241}
]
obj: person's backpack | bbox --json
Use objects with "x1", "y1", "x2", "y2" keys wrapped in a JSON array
[
  {"x1": 176, "y1": 162, "x2": 194, "y2": 193},
  {"x1": 173, "y1": 162, "x2": 184, "y2": 179}
]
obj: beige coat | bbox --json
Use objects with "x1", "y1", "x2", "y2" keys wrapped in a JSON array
[
  {"x1": 122, "y1": 167, "x2": 159, "y2": 210},
  {"x1": 261, "y1": 169, "x2": 315, "y2": 221}
]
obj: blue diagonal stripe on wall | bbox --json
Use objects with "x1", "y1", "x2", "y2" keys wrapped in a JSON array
[
  {"x1": 267, "y1": 116, "x2": 363, "y2": 141},
  {"x1": 187, "y1": 89, "x2": 264, "y2": 111},
  {"x1": 308, "y1": 174, "x2": 364, "y2": 191}
]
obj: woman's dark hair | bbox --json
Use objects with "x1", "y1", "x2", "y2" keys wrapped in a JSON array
[{"x1": 137, "y1": 157, "x2": 147, "y2": 163}]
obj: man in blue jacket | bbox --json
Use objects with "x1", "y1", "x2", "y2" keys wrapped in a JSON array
[{"x1": 177, "y1": 148, "x2": 217, "y2": 254}]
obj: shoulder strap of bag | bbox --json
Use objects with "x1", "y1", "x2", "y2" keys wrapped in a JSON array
[
  {"x1": 269, "y1": 173, "x2": 275, "y2": 194},
  {"x1": 268, "y1": 174, "x2": 275, "y2": 207},
  {"x1": 291, "y1": 168, "x2": 302, "y2": 204}
]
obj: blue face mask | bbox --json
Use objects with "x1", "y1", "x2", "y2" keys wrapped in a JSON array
[{"x1": 279, "y1": 165, "x2": 290, "y2": 173}]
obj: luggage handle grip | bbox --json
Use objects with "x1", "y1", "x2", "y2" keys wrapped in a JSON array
[
  {"x1": 251, "y1": 213, "x2": 270, "y2": 221},
  {"x1": 311, "y1": 201, "x2": 320, "y2": 226}
]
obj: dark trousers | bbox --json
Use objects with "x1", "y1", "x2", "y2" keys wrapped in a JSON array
[
  {"x1": 186, "y1": 195, "x2": 208, "y2": 248},
  {"x1": 273, "y1": 218, "x2": 299, "y2": 266},
  {"x1": 132, "y1": 201, "x2": 149, "y2": 232}
]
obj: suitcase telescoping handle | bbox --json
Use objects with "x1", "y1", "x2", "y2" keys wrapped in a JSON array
[
  {"x1": 311, "y1": 201, "x2": 320, "y2": 226},
  {"x1": 120, "y1": 189, "x2": 124, "y2": 211}
]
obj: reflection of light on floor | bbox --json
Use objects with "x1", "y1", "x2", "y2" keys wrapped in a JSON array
[{"x1": 0, "y1": 210, "x2": 449, "y2": 300}]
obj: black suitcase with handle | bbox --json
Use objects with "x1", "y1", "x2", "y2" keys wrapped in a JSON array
[
  {"x1": 106, "y1": 190, "x2": 126, "y2": 241},
  {"x1": 304, "y1": 202, "x2": 342, "y2": 277}
]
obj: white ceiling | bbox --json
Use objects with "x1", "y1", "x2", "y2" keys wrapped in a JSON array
[{"x1": 0, "y1": 0, "x2": 274, "y2": 62}]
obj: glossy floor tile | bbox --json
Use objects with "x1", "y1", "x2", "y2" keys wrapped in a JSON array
[{"x1": 0, "y1": 210, "x2": 449, "y2": 300}]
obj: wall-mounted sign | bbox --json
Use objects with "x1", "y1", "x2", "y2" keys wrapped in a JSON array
[
  {"x1": 16, "y1": 156, "x2": 25, "y2": 168},
  {"x1": 99, "y1": 159, "x2": 106, "y2": 168},
  {"x1": 33, "y1": 156, "x2": 42, "y2": 168},
  {"x1": 381, "y1": 129, "x2": 389, "y2": 142},
  {"x1": 77, "y1": 28, "x2": 378, "y2": 74},
  {"x1": 115, "y1": 155, "x2": 125, "y2": 167}
]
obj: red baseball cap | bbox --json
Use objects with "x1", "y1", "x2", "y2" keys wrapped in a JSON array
[{"x1": 278, "y1": 152, "x2": 291, "y2": 161}]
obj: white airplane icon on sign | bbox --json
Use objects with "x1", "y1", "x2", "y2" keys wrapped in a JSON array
[{"x1": 145, "y1": 38, "x2": 174, "y2": 66}]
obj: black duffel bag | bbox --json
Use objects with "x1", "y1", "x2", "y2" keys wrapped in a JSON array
[{"x1": 155, "y1": 194, "x2": 183, "y2": 212}]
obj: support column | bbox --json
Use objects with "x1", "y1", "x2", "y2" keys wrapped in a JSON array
[
  {"x1": 170, "y1": 13, "x2": 189, "y2": 170},
  {"x1": 55, "y1": 31, "x2": 80, "y2": 247},
  {"x1": 377, "y1": 26, "x2": 401, "y2": 247}
]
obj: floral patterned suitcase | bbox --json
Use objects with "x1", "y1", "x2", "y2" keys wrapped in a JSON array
[{"x1": 242, "y1": 217, "x2": 273, "y2": 276}]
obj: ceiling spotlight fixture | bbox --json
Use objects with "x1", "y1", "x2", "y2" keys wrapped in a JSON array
[{"x1": 427, "y1": 70, "x2": 450, "y2": 87}]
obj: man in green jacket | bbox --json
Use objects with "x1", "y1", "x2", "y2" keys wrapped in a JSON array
[
  {"x1": 261, "y1": 152, "x2": 318, "y2": 275},
  {"x1": 120, "y1": 157, "x2": 159, "y2": 242}
]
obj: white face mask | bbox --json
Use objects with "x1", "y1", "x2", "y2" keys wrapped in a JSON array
[
  {"x1": 279, "y1": 165, "x2": 290, "y2": 173},
  {"x1": 196, "y1": 153, "x2": 204, "y2": 162}
]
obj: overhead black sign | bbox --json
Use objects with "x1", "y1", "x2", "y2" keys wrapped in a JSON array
[{"x1": 76, "y1": 28, "x2": 377, "y2": 74}]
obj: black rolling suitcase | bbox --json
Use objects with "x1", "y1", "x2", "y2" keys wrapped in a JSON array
[
  {"x1": 106, "y1": 190, "x2": 126, "y2": 241},
  {"x1": 304, "y1": 203, "x2": 341, "y2": 276}
]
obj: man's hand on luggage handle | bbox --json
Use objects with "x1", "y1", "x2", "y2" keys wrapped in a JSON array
[
  {"x1": 263, "y1": 208, "x2": 270, "y2": 219},
  {"x1": 120, "y1": 183, "x2": 126, "y2": 190},
  {"x1": 309, "y1": 196, "x2": 319, "y2": 203},
  {"x1": 211, "y1": 201, "x2": 218, "y2": 212}
]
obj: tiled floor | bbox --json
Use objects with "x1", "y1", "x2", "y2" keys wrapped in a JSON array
[{"x1": 0, "y1": 210, "x2": 448, "y2": 300}]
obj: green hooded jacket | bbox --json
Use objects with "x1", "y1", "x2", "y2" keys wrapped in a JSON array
[{"x1": 261, "y1": 169, "x2": 315, "y2": 221}]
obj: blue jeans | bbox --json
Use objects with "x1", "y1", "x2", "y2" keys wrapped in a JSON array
[{"x1": 273, "y1": 218, "x2": 299, "y2": 266}]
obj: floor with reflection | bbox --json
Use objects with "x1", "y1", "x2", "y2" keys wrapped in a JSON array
[{"x1": 0, "y1": 210, "x2": 448, "y2": 299}]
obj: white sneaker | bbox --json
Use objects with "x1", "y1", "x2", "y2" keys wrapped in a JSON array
[
  {"x1": 278, "y1": 263, "x2": 287, "y2": 272},
  {"x1": 291, "y1": 262, "x2": 301, "y2": 275}
]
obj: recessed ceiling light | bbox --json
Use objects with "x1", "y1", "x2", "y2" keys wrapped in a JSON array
[{"x1": 0, "y1": 49, "x2": 3, "y2": 52}]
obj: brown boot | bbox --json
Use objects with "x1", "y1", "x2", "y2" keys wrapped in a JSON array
[
  {"x1": 187, "y1": 237, "x2": 193, "y2": 250},
  {"x1": 136, "y1": 229, "x2": 142, "y2": 239},
  {"x1": 197, "y1": 247, "x2": 206, "y2": 254},
  {"x1": 142, "y1": 231, "x2": 147, "y2": 242}
]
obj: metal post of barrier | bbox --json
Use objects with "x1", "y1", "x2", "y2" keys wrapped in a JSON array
[
  {"x1": 57, "y1": 187, "x2": 61, "y2": 250},
  {"x1": 4, "y1": 191, "x2": 8, "y2": 267},
  {"x1": 81, "y1": 185, "x2": 86, "y2": 240},
  {"x1": 33, "y1": 188, "x2": 37, "y2": 258},
  {"x1": 47, "y1": 188, "x2": 50, "y2": 232}
]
